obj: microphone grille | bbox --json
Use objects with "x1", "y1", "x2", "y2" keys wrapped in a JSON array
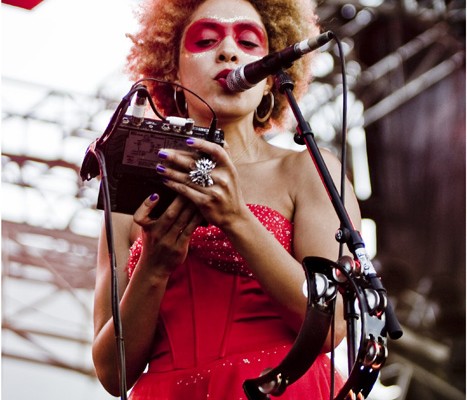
[{"x1": 226, "y1": 67, "x2": 252, "y2": 92}]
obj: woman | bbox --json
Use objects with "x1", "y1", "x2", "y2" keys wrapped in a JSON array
[{"x1": 92, "y1": 0, "x2": 362, "y2": 398}]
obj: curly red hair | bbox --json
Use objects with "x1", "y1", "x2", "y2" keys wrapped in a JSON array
[{"x1": 126, "y1": 0, "x2": 319, "y2": 133}]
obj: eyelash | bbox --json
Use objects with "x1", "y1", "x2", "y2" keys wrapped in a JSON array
[
  {"x1": 195, "y1": 38, "x2": 218, "y2": 47},
  {"x1": 194, "y1": 38, "x2": 259, "y2": 49},
  {"x1": 239, "y1": 40, "x2": 259, "y2": 48}
]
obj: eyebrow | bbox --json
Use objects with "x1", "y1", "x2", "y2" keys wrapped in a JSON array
[{"x1": 186, "y1": 18, "x2": 266, "y2": 37}]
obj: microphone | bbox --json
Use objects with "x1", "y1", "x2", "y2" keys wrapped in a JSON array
[{"x1": 226, "y1": 31, "x2": 334, "y2": 92}]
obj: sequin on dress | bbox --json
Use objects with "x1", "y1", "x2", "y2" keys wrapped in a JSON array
[{"x1": 127, "y1": 204, "x2": 343, "y2": 399}]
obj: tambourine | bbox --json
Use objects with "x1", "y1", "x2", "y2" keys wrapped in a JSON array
[{"x1": 243, "y1": 256, "x2": 388, "y2": 400}]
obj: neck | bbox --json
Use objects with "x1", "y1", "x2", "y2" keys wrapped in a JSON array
[{"x1": 222, "y1": 117, "x2": 262, "y2": 165}]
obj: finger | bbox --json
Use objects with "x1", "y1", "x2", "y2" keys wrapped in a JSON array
[
  {"x1": 177, "y1": 211, "x2": 205, "y2": 243},
  {"x1": 185, "y1": 137, "x2": 228, "y2": 164},
  {"x1": 166, "y1": 200, "x2": 199, "y2": 235},
  {"x1": 156, "y1": 162, "x2": 199, "y2": 186},
  {"x1": 157, "y1": 148, "x2": 196, "y2": 172},
  {"x1": 162, "y1": 174, "x2": 212, "y2": 204},
  {"x1": 133, "y1": 193, "x2": 160, "y2": 226},
  {"x1": 134, "y1": 193, "x2": 189, "y2": 229}
]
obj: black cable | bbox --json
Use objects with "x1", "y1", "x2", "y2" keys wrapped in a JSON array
[
  {"x1": 94, "y1": 148, "x2": 128, "y2": 400},
  {"x1": 332, "y1": 33, "x2": 348, "y2": 258},
  {"x1": 82, "y1": 86, "x2": 142, "y2": 400},
  {"x1": 84, "y1": 89, "x2": 135, "y2": 400},
  {"x1": 131, "y1": 78, "x2": 219, "y2": 136},
  {"x1": 329, "y1": 297, "x2": 336, "y2": 400},
  {"x1": 326, "y1": 32, "x2": 348, "y2": 400}
]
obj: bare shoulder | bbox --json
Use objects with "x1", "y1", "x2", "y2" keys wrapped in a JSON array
[
  {"x1": 284, "y1": 146, "x2": 340, "y2": 169},
  {"x1": 280, "y1": 147, "x2": 343, "y2": 197},
  {"x1": 286, "y1": 147, "x2": 361, "y2": 260}
]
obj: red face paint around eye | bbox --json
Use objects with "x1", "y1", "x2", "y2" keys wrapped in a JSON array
[{"x1": 183, "y1": 18, "x2": 267, "y2": 56}]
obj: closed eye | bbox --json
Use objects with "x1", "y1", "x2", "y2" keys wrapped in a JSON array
[
  {"x1": 239, "y1": 40, "x2": 259, "y2": 49},
  {"x1": 195, "y1": 38, "x2": 218, "y2": 48}
]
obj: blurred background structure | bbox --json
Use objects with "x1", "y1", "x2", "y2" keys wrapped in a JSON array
[{"x1": 1, "y1": 0, "x2": 465, "y2": 399}]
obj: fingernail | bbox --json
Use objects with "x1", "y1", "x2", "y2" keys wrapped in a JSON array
[
  {"x1": 150, "y1": 193, "x2": 159, "y2": 201},
  {"x1": 156, "y1": 164, "x2": 166, "y2": 173},
  {"x1": 158, "y1": 150, "x2": 169, "y2": 159},
  {"x1": 186, "y1": 138, "x2": 195, "y2": 145}
]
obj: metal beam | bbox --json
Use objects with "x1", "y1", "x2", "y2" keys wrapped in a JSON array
[{"x1": 363, "y1": 51, "x2": 465, "y2": 126}]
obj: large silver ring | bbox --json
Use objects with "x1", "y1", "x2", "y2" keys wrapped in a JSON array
[{"x1": 189, "y1": 157, "x2": 216, "y2": 187}]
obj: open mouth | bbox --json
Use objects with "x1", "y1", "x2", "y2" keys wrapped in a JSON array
[
  {"x1": 215, "y1": 69, "x2": 231, "y2": 80},
  {"x1": 215, "y1": 69, "x2": 232, "y2": 91}
]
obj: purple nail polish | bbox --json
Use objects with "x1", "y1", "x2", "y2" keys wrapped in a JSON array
[
  {"x1": 158, "y1": 150, "x2": 169, "y2": 159},
  {"x1": 186, "y1": 138, "x2": 195, "y2": 145},
  {"x1": 156, "y1": 164, "x2": 166, "y2": 173},
  {"x1": 150, "y1": 193, "x2": 159, "y2": 201}
]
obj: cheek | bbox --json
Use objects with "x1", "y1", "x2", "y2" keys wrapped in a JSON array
[{"x1": 178, "y1": 51, "x2": 211, "y2": 81}]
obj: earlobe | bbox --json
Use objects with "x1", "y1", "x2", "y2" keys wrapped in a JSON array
[{"x1": 265, "y1": 76, "x2": 274, "y2": 93}]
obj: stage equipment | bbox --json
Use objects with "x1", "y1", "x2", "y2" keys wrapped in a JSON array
[{"x1": 81, "y1": 83, "x2": 223, "y2": 218}]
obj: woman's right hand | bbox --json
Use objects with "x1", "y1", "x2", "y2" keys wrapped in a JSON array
[{"x1": 133, "y1": 193, "x2": 204, "y2": 277}]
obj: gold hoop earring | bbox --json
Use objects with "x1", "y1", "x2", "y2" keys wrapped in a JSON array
[
  {"x1": 255, "y1": 92, "x2": 274, "y2": 123},
  {"x1": 173, "y1": 88, "x2": 188, "y2": 117}
]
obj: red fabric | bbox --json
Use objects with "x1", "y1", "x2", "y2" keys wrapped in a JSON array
[
  {"x1": 2, "y1": 0, "x2": 43, "y2": 10},
  {"x1": 127, "y1": 204, "x2": 343, "y2": 399}
]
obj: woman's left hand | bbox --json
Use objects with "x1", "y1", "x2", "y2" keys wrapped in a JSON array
[{"x1": 156, "y1": 138, "x2": 248, "y2": 230}]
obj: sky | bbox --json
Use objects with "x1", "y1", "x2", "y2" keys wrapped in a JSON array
[{"x1": 2, "y1": 0, "x2": 138, "y2": 94}]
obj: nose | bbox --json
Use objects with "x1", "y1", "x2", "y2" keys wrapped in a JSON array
[{"x1": 216, "y1": 36, "x2": 239, "y2": 63}]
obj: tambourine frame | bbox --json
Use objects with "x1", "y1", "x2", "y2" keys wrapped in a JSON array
[{"x1": 243, "y1": 256, "x2": 388, "y2": 400}]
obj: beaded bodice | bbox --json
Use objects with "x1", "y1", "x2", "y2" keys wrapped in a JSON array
[{"x1": 127, "y1": 204, "x2": 292, "y2": 277}]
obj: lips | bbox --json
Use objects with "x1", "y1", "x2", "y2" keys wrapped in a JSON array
[
  {"x1": 215, "y1": 69, "x2": 232, "y2": 91},
  {"x1": 215, "y1": 69, "x2": 231, "y2": 80}
]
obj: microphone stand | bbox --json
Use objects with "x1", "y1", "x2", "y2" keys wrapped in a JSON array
[{"x1": 273, "y1": 70, "x2": 402, "y2": 368}]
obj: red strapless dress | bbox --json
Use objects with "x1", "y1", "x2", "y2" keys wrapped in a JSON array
[{"x1": 127, "y1": 204, "x2": 343, "y2": 399}]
